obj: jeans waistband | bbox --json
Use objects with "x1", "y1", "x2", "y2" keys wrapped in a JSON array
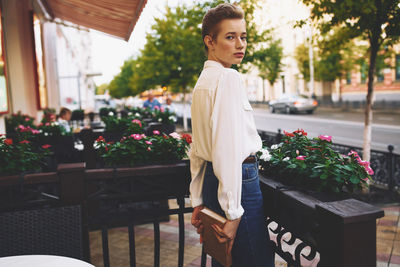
[{"x1": 206, "y1": 155, "x2": 258, "y2": 166}]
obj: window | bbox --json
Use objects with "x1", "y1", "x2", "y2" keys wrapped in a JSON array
[
  {"x1": 32, "y1": 13, "x2": 48, "y2": 109},
  {"x1": 0, "y1": 7, "x2": 9, "y2": 114},
  {"x1": 396, "y1": 55, "x2": 400, "y2": 81}
]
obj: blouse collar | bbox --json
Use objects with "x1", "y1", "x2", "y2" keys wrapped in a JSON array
[{"x1": 204, "y1": 60, "x2": 226, "y2": 69}]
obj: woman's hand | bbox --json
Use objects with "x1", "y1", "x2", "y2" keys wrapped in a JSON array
[
  {"x1": 191, "y1": 205, "x2": 205, "y2": 243},
  {"x1": 211, "y1": 217, "x2": 241, "y2": 255}
]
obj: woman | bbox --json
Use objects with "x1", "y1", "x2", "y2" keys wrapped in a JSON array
[{"x1": 189, "y1": 3, "x2": 275, "y2": 267}]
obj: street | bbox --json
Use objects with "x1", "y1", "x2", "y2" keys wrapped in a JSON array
[
  {"x1": 252, "y1": 109, "x2": 399, "y2": 153},
  {"x1": 175, "y1": 103, "x2": 400, "y2": 153}
]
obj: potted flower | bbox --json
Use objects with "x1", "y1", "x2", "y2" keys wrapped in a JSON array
[
  {"x1": 94, "y1": 131, "x2": 191, "y2": 168},
  {"x1": 257, "y1": 129, "x2": 372, "y2": 196},
  {"x1": 0, "y1": 135, "x2": 52, "y2": 176},
  {"x1": 150, "y1": 106, "x2": 177, "y2": 134},
  {"x1": 5, "y1": 111, "x2": 35, "y2": 134}
]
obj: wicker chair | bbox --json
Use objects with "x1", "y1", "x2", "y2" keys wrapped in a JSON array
[{"x1": 0, "y1": 205, "x2": 84, "y2": 260}]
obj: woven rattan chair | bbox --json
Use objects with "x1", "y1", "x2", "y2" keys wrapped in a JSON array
[{"x1": 0, "y1": 205, "x2": 84, "y2": 260}]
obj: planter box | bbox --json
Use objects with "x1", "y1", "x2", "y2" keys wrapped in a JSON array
[{"x1": 259, "y1": 173, "x2": 384, "y2": 267}]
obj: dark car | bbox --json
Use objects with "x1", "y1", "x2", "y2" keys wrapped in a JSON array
[{"x1": 269, "y1": 94, "x2": 318, "y2": 114}]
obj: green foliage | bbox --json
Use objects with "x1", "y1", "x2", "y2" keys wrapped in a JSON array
[
  {"x1": 5, "y1": 112, "x2": 35, "y2": 134},
  {"x1": 253, "y1": 38, "x2": 284, "y2": 85},
  {"x1": 94, "y1": 132, "x2": 192, "y2": 167},
  {"x1": 99, "y1": 107, "x2": 117, "y2": 118},
  {"x1": 109, "y1": 0, "x2": 272, "y2": 98},
  {"x1": 109, "y1": 60, "x2": 138, "y2": 98},
  {"x1": 257, "y1": 129, "x2": 372, "y2": 193},
  {"x1": 298, "y1": 0, "x2": 400, "y2": 98},
  {"x1": 294, "y1": 43, "x2": 314, "y2": 82},
  {"x1": 96, "y1": 83, "x2": 109, "y2": 95},
  {"x1": 41, "y1": 108, "x2": 57, "y2": 123},
  {"x1": 0, "y1": 136, "x2": 51, "y2": 176},
  {"x1": 102, "y1": 115, "x2": 145, "y2": 134}
]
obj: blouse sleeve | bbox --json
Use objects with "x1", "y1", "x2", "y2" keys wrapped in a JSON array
[
  {"x1": 210, "y1": 70, "x2": 245, "y2": 220},
  {"x1": 189, "y1": 144, "x2": 207, "y2": 207}
]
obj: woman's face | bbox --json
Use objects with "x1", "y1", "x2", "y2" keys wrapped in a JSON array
[{"x1": 206, "y1": 18, "x2": 247, "y2": 68}]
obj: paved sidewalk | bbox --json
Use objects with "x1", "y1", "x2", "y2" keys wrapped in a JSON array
[
  {"x1": 377, "y1": 204, "x2": 400, "y2": 267},
  {"x1": 88, "y1": 200, "x2": 397, "y2": 267}
]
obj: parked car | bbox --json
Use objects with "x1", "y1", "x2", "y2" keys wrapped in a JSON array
[{"x1": 269, "y1": 94, "x2": 318, "y2": 114}]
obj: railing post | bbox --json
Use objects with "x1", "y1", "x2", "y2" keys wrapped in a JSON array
[
  {"x1": 316, "y1": 198, "x2": 384, "y2": 267},
  {"x1": 277, "y1": 128, "x2": 282, "y2": 143},
  {"x1": 80, "y1": 129, "x2": 96, "y2": 169},
  {"x1": 58, "y1": 163, "x2": 90, "y2": 261},
  {"x1": 388, "y1": 145, "x2": 395, "y2": 191}
]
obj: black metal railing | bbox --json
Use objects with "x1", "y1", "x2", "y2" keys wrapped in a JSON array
[{"x1": 0, "y1": 160, "x2": 384, "y2": 267}]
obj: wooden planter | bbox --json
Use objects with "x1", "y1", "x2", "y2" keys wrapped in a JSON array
[{"x1": 260, "y1": 173, "x2": 384, "y2": 267}]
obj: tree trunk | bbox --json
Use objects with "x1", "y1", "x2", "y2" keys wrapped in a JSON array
[
  {"x1": 362, "y1": 37, "x2": 379, "y2": 162},
  {"x1": 262, "y1": 79, "x2": 266, "y2": 102}
]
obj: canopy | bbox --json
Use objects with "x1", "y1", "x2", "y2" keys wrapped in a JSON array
[{"x1": 41, "y1": 0, "x2": 148, "y2": 41}]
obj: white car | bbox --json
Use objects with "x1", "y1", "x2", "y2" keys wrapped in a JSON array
[{"x1": 269, "y1": 94, "x2": 318, "y2": 114}]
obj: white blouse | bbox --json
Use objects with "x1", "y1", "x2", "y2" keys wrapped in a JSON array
[{"x1": 189, "y1": 60, "x2": 262, "y2": 220}]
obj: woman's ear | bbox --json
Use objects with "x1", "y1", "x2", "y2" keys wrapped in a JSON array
[{"x1": 204, "y1": 35, "x2": 214, "y2": 51}]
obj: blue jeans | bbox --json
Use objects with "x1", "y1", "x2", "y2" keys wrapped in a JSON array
[{"x1": 202, "y1": 158, "x2": 275, "y2": 267}]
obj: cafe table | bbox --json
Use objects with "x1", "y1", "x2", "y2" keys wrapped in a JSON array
[{"x1": 0, "y1": 255, "x2": 95, "y2": 267}]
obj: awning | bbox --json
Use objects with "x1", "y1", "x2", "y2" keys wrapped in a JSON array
[{"x1": 40, "y1": 0, "x2": 148, "y2": 41}]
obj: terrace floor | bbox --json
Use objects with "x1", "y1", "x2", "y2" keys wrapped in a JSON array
[{"x1": 88, "y1": 200, "x2": 400, "y2": 267}]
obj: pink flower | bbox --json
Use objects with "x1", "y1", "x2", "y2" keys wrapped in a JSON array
[
  {"x1": 132, "y1": 119, "x2": 142, "y2": 127},
  {"x1": 296, "y1": 155, "x2": 306, "y2": 160},
  {"x1": 366, "y1": 167, "x2": 374, "y2": 175},
  {"x1": 154, "y1": 106, "x2": 160, "y2": 110},
  {"x1": 160, "y1": 107, "x2": 165, "y2": 112},
  {"x1": 133, "y1": 134, "x2": 142, "y2": 140},
  {"x1": 141, "y1": 134, "x2": 146, "y2": 138},
  {"x1": 19, "y1": 140, "x2": 30, "y2": 144},
  {"x1": 31, "y1": 129, "x2": 40, "y2": 134},
  {"x1": 145, "y1": 141, "x2": 152, "y2": 145},
  {"x1": 169, "y1": 132, "x2": 181, "y2": 140},
  {"x1": 318, "y1": 135, "x2": 332, "y2": 142},
  {"x1": 357, "y1": 159, "x2": 370, "y2": 167},
  {"x1": 18, "y1": 125, "x2": 25, "y2": 130},
  {"x1": 348, "y1": 150, "x2": 359, "y2": 157},
  {"x1": 25, "y1": 117, "x2": 31, "y2": 121},
  {"x1": 147, "y1": 147, "x2": 152, "y2": 151},
  {"x1": 153, "y1": 130, "x2": 160, "y2": 135},
  {"x1": 45, "y1": 123, "x2": 50, "y2": 126},
  {"x1": 363, "y1": 177, "x2": 369, "y2": 181}
]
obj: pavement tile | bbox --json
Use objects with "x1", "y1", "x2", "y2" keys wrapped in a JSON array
[
  {"x1": 377, "y1": 262, "x2": 388, "y2": 267},
  {"x1": 390, "y1": 264, "x2": 400, "y2": 267},
  {"x1": 378, "y1": 225, "x2": 397, "y2": 240},
  {"x1": 384, "y1": 214, "x2": 400, "y2": 222},
  {"x1": 380, "y1": 220, "x2": 399, "y2": 227},
  {"x1": 391, "y1": 255, "x2": 400, "y2": 264},
  {"x1": 392, "y1": 241, "x2": 400, "y2": 256},
  {"x1": 378, "y1": 239, "x2": 394, "y2": 255},
  {"x1": 378, "y1": 253, "x2": 391, "y2": 262},
  {"x1": 384, "y1": 206, "x2": 400, "y2": 212}
]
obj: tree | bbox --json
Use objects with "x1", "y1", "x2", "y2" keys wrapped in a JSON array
[
  {"x1": 253, "y1": 39, "x2": 284, "y2": 101},
  {"x1": 95, "y1": 83, "x2": 109, "y2": 95},
  {"x1": 299, "y1": 0, "x2": 400, "y2": 161},
  {"x1": 109, "y1": 59, "x2": 137, "y2": 98}
]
